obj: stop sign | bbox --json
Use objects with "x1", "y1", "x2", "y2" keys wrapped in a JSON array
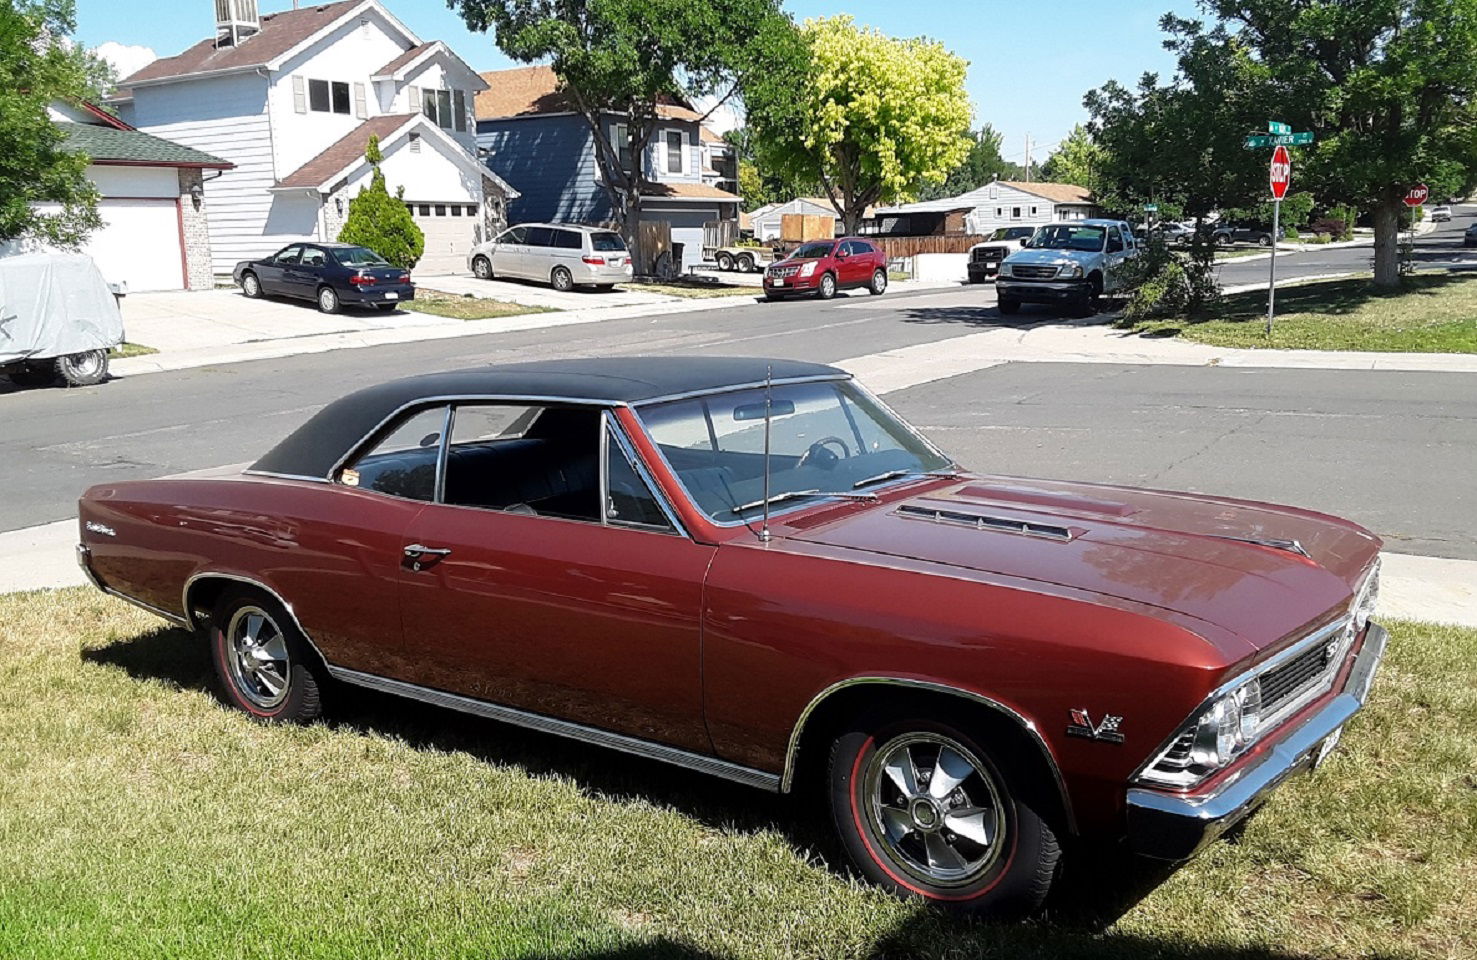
[
  {"x1": 1269, "y1": 145, "x2": 1291, "y2": 200},
  {"x1": 1404, "y1": 184, "x2": 1430, "y2": 207}
]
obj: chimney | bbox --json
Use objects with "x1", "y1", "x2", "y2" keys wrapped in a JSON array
[{"x1": 215, "y1": 0, "x2": 261, "y2": 48}]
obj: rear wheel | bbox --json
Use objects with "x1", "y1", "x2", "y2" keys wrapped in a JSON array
[
  {"x1": 736, "y1": 253, "x2": 755, "y2": 272},
  {"x1": 210, "y1": 589, "x2": 324, "y2": 723},
  {"x1": 869, "y1": 269, "x2": 888, "y2": 295},
  {"x1": 472, "y1": 255, "x2": 493, "y2": 280},
  {"x1": 56, "y1": 350, "x2": 108, "y2": 387},
  {"x1": 317, "y1": 285, "x2": 340, "y2": 314},
  {"x1": 828, "y1": 712, "x2": 1059, "y2": 917},
  {"x1": 716, "y1": 252, "x2": 735, "y2": 271},
  {"x1": 551, "y1": 266, "x2": 575, "y2": 292},
  {"x1": 817, "y1": 272, "x2": 837, "y2": 300},
  {"x1": 240, "y1": 271, "x2": 262, "y2": 298}
]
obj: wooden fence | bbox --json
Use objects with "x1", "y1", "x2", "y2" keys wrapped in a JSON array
[{"x1": 871, "y1": 234, "x2": 985, "y2": 258}]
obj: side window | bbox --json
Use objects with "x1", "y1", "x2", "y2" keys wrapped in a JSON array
[
  {"x1": 1106, "y1": 227, "x2": 1124, "y2": 252},
  {"x1": 440, "y1": 404, "x2": 601, "y2": 521},
  {"x1": 555, "y1": 230, "x2": 583, "y2": 250},
  {"x1": 526, "y1": 227, "x2": 555, "y2": 247},
  {"x1": 605, "y1": 420, "x2": 674, "y2": 530},
  {"x1": 300, "y1": 247, "x2": 327, "y2": 267},
  {"x1": 340, "y1": 405, "x2": 447, "y2": 501},
  {"x1": 275, "y1": 245, "x2": 303, "y2": 264},
  {"x1": 499, "y1": 226, "x2": 528, "y2": 244}
]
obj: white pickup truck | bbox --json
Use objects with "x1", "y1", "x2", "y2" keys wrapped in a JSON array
[
  {"x1": 966, "y1": 226, "x2": 1037, "y2": 282},
  {"x1": 996, "y1": 219, "x2": 1139, "y2": 317}
]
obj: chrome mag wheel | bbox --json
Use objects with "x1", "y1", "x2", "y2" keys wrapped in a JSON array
[
  {"x1": 225, "y1": 605, "x2": 291, "y2": 709},
  {"x1": 865, "y1": 733, "x2": 1007, "y2": 887}
]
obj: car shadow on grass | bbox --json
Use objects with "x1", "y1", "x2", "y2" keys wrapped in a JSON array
[{"x1": 87, "y1": 623, "x2": 1228, "y2": 945}]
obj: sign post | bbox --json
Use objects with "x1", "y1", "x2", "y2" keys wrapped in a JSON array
[
  {"x1": 1266, "y1": 145, "x2": 1291, "y2": 335},
  {"x1": 1403, "y1": 184, "x2": 1429, "y2": 277}
]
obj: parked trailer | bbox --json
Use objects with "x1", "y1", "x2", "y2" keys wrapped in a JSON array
[{"x1": 710, "y1": 246, "x2": 775, "y2": 272}]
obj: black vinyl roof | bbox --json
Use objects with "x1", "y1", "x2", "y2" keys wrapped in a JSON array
[{"x1": 250, "y1": 356, "x2": 847, "y2": 479}]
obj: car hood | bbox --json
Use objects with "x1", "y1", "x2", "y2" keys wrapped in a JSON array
[
  {"x1": 781, "y1": 475, "x2": 1380, "y2": 655},
  {"x1": 1003, "y1": 248, "x2": 1097, "y2": 266}
]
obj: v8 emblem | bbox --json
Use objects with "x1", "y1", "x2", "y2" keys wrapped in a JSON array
[{"x1": 1067, "y1": 708, "x2": 1124, "y2": 743}]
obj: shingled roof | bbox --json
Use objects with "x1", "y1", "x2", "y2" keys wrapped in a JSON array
[
  {"x1": 476, "y1": 64, "x2": 704, "y2": 122},
  {"x1": 60, "y1": 123, "x2": 233, "y2": 168},
  {"x1": 120, "y1": 0, "x2": 361, "y2": 86},
  {"x1": 997, "y1": 181, "x2": 1094, "y2": 205},
  {"x1": 278, "y1": 114, "x2": 413, "y2": 188}
]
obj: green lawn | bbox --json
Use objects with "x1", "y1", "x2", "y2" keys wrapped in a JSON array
[
  {"x1": 1124, "y1": 272, "x2": 1477, "y2": 352},
  {"x1": 2, "y1": 589, "x2": 1473, "y2": 959},
  {"x1": 623, "y1": 282, "x2": 761, "y2": 299},
  {"x1": 402, "y1": 295, "x2": 556, "y2": 321},
  {"x1": 109, "y1": 342, "x2": 157, "y2": 358}
]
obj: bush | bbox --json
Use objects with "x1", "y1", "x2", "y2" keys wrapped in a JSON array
[
  {"x1": 1284, "y1": 226, "x2": 1299, "y2": 240},
  {"x1": 336, "y1": 135, "x2": 424, "y2": 269},
  {"x1": 1115, "y1": 236, "x2": 1220, "y2": 323},
  {"x1": 1310, "y1": 232, "x2": 1332, "y2": 244}
]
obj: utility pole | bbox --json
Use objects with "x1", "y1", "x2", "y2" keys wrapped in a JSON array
[{"x1": 1024, "y1": 133, "x2": 1032, "y2": 182}]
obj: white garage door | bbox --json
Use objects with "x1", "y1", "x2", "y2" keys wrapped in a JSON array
[
  {"x1": 87, "y1": 198, "x2": 184, "y2": 292},
  {"x1": 410, "y1": 201, "x2": 480, "y2": 275}
]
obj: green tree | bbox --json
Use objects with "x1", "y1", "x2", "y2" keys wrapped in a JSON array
[
  {"x1": 452, "y1": 0, "x2": 803, "y2": 265},
  {"x1": 1040, "y1": 125, "x2": 1102, "y2": 191},
  {"x1": 917, "y1": 125, "x2": 1009, "y2": 201},
  {"x1": 727, "y1": 125, "x2": 821, "y2": 209},
  {"x1": 1172, "y1": 1, "x2": 1477, "y2": 288},
  {"x1": 0, "y1": 0, "x2": 111, "y2": 248},
  {"x1": 337, "y1": 135, "x2": 424, "y2": 268},
  {"x1": 747, "y1": 16, "x2": 973, "y2": 233}
]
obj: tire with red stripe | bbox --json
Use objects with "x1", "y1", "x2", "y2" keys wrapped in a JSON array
[
  {"x1": 210, "y1": 588, "x2": 324, "y2": 724},
  {"x1": 828, "y1": 713, "x2": 1059, "y2": 916}
]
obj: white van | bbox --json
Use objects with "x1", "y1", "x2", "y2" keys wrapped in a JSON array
[{"x1": 468, "y1": 223, "x2": 634, "y2": 291}]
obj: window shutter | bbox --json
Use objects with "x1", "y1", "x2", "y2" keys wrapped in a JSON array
[
  {"x1": 292, "y1": 75, "x2": 306, "y2": 114},
  {"x1": 453, "y1": 89, "x2": 466, "y2": 132},
  {"x1": 408, "y1": 85, "x2": 421, "y2": 113},
  {"x1": 353, "y1": 82, "x2": 367, "y2": 119}
]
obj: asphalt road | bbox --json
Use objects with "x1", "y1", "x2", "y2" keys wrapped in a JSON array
[{"x1": 3, "y1": 262, "x2": 1475, "y2": 559}]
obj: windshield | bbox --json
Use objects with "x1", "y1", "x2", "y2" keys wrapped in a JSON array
[
  {"x1": 637, "y1": 379, "x2": 953, "y2": 523},
  {"x1": 590, "y1": 231, "x2": 627, "y2": 252},
  {"x1": 1028, "y1": 225, "x2": 1105, "y2": 252},
  {"x1": 790, "y1": 241, "x2": 835, "y2": 260},
  {"x1": 333, "y1": 247, "x2": 390, "y2": 267},
  {"x1": 989, "y1": 228, "x2": 1024, "y2": 241}
]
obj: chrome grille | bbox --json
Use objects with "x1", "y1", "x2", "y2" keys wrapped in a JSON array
[
  {"x1": 1259, "y1": 642, "x2": 1336, "y2": 713},
  {"x1": 1010, "y1": 264, "x2": 1058, "y2": 280},
  {"x1": 971, "y1": 247, "x2": 1007, "y2": 263},
  {"x1": 769, "y1": 264, "x2": 800, "y2": 278}
]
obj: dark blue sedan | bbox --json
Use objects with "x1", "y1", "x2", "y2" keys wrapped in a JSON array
[{"x1": 233, "y1": 242, "x2": 415, "y2": 314}]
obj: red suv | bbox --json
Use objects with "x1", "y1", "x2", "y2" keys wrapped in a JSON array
[{"x1": 763, "y1": 237, "x2": 889, "y2": 301}]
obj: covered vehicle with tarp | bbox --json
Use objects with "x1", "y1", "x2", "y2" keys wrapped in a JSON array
[{"x1": 0, "y1": 252, "x2": 123, "y2": 387}]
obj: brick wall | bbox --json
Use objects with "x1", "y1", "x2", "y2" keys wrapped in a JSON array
[
  {"x1": 177, "y1": 168, "x2": 215, "y2": 290},
  {"x1": 322, "y1": 186, "x2": 348, "y2": 242}
]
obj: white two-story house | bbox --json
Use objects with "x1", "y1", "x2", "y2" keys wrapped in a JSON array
[{"x1": 111, "y1": 0, "x2": 517, "y2": 275}]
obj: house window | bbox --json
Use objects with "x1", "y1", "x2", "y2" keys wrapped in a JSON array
[
  {"x1": 409, "y1": 133, "x2": 421, "y2": 153},
  {"x1": 453, "y1": 89, "x2": 467, "y2": 132},
  {"x1": 434, "y1": 204, "x2": 447, "y2": 216},
  {"x1": 612, "y1": 122, "x2": 632, "y2": 172},
  {"x1": 437, "y1": 89, "x2": 453, "y2": 129},
  {"x1": 666, "y1": 130, "x2": 684, "y2": 174},
  {"x1": 1011, "y1": 206, "x2": 1022, "y2": 220},
  {"x1": 307, "y1": 79, "x2": 350, "y2": 114},
  {"x1": 466, "y1": 205, "x2": 477, "y2": 216},
  {"x1": 1030, "y1": 206, "x2": 1038, "y2": 215},
  {"x1": 418, "y1": 204, "x2": 430, "y2": 216},
  {"x1": 450, "y1": 205, "x2": 462, "y2": 217},
  {"x1": 996, "y1": 207, "x2": 1002, "y2": 217}
]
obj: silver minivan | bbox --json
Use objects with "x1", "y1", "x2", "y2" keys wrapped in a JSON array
[{"x1": 467, "y1": 223, "x2": 634, "y2": 291}]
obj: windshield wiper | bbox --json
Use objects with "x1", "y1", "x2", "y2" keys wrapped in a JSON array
[
  {"x1": 731, "y1": 489, "x2": 879, "y2": 515},
  {"x1": 853, "y1": 468, "x2": 963, "y2": 489}
]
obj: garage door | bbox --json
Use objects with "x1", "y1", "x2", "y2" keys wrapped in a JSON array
[
  {"x1": 410, "y1": 201, "x2": 479, "y2": 275},
  {"x1": 87, "y1": 198, "x2": 184, "y2": 292}
]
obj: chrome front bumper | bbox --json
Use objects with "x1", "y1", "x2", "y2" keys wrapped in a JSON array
[{"x1": 1126, "y1": 622, "x2": 1388, "y2": 860}]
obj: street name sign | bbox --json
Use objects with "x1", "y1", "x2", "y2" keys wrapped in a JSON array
[
  {"x1": 1244, "y1": 132, "x2": 1314, "y2": 149},
  {"x1": 1268, "y1": 121, "x2": 1291, "y2": 135},
  {"x1": 1270, "y1": 145, "x2": 1291, "y2": 200},
  {"x1": 1404, "y1": 184, "x2": 1430, "y2": 207},
  {"x1": 1143, "y1": 203, "x2": 1159, "y2": 212}
]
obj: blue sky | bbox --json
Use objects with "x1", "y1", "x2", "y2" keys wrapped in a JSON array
[{"x1": 76, "y1": 0, "x2": 1200, "y2": 165}]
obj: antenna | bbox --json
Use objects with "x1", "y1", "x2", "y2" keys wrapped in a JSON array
[{"x1": 759, "y1": 365, "x2": 773, "y2": 543}]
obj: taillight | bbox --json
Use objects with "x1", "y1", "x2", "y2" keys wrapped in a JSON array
[
  {"x1": 398, "y1": 273, "x2": 410, "y2": 284},
  {"x1": 348, "y1": 272, "x2": 376, "y2": 286},
  {"x1": 582, "y1": 255, "x2": 604, "y2": 265}
]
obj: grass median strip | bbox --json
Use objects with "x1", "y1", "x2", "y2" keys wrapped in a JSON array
[
  {"x1": 403, "y1": 294, "x2": 558, "y2": 321},
  {"x1": 1, "y1": 588, "x2": 1472, "y2": 958},
  {"x1": 1125, "y1": 272, "x2": 1477, "y2": 352},
  {"x1": 623, "y1": 282, "x2": 761, "y2": 299}
]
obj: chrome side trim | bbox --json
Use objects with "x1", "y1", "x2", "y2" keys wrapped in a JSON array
[
  {"x1": 242, "y1": 469, "x2": 334, "y2": 484},
  {"x1": 780, "y1": 676, "x2": 1076, "y2": 832},
  {"x1": 180, "y1": 571, "x2": 333, "y2": 667},
  {"x1": 327, "y1": 665, "x2": 781, "y2": 792},
  {"x1": 77, "y1": 543, "x2": 190, "y2": 625},
  {"x1": 631, "y1": 374, "x2": 851, "y2": 408}
]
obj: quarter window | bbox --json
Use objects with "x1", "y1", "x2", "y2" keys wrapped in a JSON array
[
  {"x1": 340, "y1": 405, "x2": 448, "y2": 502},
  {"x1": 605, "y1": 419, "x2": 673, "y2": 530}
]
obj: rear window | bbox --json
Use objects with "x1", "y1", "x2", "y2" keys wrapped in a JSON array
[
  {"x1": 333, "y1": 246, "x2": 389, "y2": 267},
  {"x1": 590, "y1": 231, "x2": 627, "y2": 252}
]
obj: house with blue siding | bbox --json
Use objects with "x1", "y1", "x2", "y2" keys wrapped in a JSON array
[{"x1": 475, "y1": 66, "x2": 740, "y2": 271}]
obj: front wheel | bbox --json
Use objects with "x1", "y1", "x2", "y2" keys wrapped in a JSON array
[
  {"x1": 317, "y1": 285, "x2": 340, "y2": 314},
  {"x1": 1257, "y1": 235, "x2": 1272, "y2": 247},
  {"x1": 869, "y1": 269, "x2": 888, "y2": 295},
  {"x1": 240, "y1": 271, "x2": 262, "y2": 298},
  {"x1": 472, "y1": 255, "x2": 493, "y2": 280},
  {"x1": 56, "y1": 350, "x2": 108, "y2": 386},
  {"x1": 551, "y1": 266, "x2": 574, "y2": 292},
  {"x1": 816, "y1": 272, "x2": 837, "y2": 300},
  {"x1": 210, "y1": 589, "x2": 325, "y2": 723},
  {"x1": 828, "y1": 715, "x2": 1059, "y2": 917}
]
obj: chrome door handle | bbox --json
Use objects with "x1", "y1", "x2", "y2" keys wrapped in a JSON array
[{"x1": 404, "y1": 544, "x2": 452, "y2": 558}]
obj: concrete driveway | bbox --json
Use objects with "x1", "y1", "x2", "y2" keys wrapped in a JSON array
[
  {"x1": 415, "y1": 272, "x2": 680, "y2": 309},
  {"x1": 121, "y1": 288, "x2": 444, "y2": 354}
]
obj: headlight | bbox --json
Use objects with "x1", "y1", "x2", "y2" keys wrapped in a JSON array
[
  {"x1": 799, "y1": 262, "x2": 817, "y2": 278},
  {"x1": 999, "y1": 263, "x2": 1013, "y2": 277},
  {"x1": 1353, "y1": 559, "x2": 1380, "y2": 632},
  {"x1": 1188, "y1": 680, "x2": 1262, "y2": 770},
  {"x1": 1060, "y1": 263, "x2": 1084, "y2": 278}
]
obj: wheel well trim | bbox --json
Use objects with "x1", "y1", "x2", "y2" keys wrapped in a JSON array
[
  {"x1": 781, "y1": 676, "x2": 1076, "y2": 833},
  {"x1": 181, "y1": 571, "x2": 332, "y2": 667}
]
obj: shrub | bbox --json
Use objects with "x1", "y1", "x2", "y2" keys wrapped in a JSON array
[
  {"x1": 337, "y1": 135, "x2": 424, "y2": 269},
  {"x1": 1115, "y1": 235, "x2": 1220, "y2": 324},
  {"x1": 1283, "y1": 226, "x2": 1299, "y2": 240}
]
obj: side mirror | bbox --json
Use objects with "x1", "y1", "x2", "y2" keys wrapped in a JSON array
[{"x1": 836, "y1": 250, "x2": 849, "y2": 259}]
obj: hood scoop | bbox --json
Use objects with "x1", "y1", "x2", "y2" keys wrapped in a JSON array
[{"x1": 896, "y1": 503, "x2": 1076, "y2": 542}]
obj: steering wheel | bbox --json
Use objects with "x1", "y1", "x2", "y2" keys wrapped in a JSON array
[{"x1": 796, "y1": 436, "x2": 852, "y2": 470}]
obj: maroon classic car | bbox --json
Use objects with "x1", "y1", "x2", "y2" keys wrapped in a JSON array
[{"x1": 76, "y1": 357, "x2": 1385, "y2": 917}]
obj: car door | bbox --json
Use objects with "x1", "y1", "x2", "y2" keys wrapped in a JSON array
[
  {"x1": 394, "y1": 402, "x2": 716, "y2": 753},
  {"x1": 490, "y1": 226, "x2": 528, "y2": 278},
  {"x1": 287, "y1": 245, "x2": 329, "y2": 300},
  {"x1": 258, "y1": 245, "x2": 302, "y2": 295},
  {"x1": 834, "y1": 240, "x2": 864, "y2": 287},
  {"x1": 1102, "y1": 226, "x2": 1128, "y2": 292},
  {"x1": 523, "y1": 226, "x2": 555, "y2": 285}
]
